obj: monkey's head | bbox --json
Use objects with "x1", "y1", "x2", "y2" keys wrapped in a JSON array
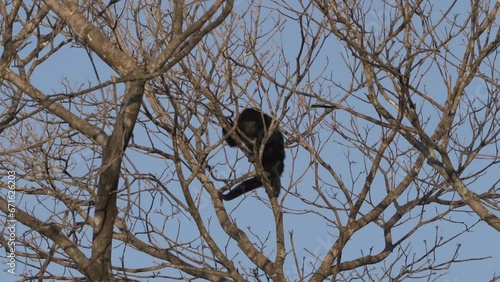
[{"x1": 239, "y1": 119, "x2": 259, "y2": 139}]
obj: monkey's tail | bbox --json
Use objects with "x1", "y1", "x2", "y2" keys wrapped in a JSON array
[
  {"x1": 221, "y1": 172, "x2": 282, "y2": 201},
  {"x1": 311, "y1": 104, "x2": 337, "y2": 109},
  {"x1": 221, "y1": 177, "x2": 263, "y2": 201}
]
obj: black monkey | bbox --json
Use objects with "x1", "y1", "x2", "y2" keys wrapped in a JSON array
[{"x1": 221, "y1": 108, "x2": 285, "y2": 201}]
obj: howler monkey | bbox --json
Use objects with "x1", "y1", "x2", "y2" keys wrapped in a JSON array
[{"x1": 221, "y1": 108, "x2": 285, "y2": 201}]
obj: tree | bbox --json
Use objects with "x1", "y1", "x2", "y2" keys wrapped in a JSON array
[
  {"x1": 1, "y1": 0, "x2": 499, "y2": 281},
  {"x1": 0, "y1": 0, "x2": 233, "y2": 280}
]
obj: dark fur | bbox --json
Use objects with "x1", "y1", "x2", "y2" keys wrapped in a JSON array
[{"x1": 221, "y1": 108, "x2": 285, "y2": 201}]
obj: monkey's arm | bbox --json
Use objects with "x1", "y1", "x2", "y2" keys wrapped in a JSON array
[{"x1": 221, "y1": 127, "x2": 238, "y2": 147}]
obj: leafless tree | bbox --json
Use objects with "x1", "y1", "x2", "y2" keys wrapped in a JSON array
[
  {"x1": 0, "y1": 0, "x2": 233, "y2": 280},
  {"x1": 0, "y1": 0, "x2": 499, "y2": 281}
]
